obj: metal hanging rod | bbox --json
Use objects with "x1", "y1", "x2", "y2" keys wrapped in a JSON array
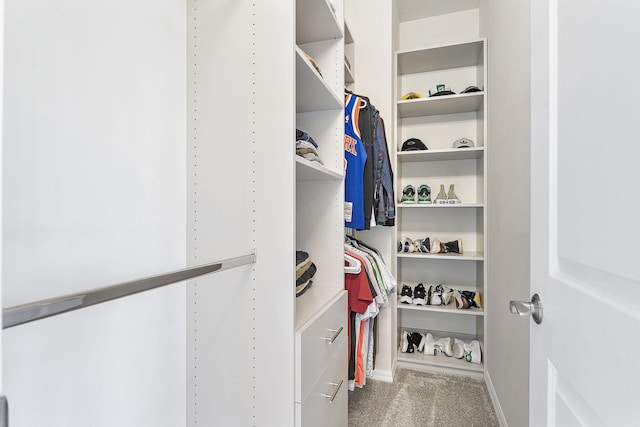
[{"x1": 3, "y1": 252, "x2": 257, "y2": 329}]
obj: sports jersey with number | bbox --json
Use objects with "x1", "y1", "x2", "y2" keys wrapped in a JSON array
[{"x1": 344, "y1": 93, "x2": 367, "y2": 229}]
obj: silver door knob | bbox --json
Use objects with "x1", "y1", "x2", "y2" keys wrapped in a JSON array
[{"x1": 509, "y1": 293, "x2": 543, "y2": 324}]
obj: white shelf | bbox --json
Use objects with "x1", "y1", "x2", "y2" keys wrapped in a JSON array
[
  {"x1": 296, "y1": 46, "x2": 342, "y2": 113},
  {"x1": 398, "y1": 302, "x2": 484, "y2": 316},
  {"x1": 295, "y1": 156, "x2": 342, "y2": 181},
  {"x1": 397, "y1": 40, "x2": 484, "y2": 74},
  {"x1": 397, "y1": 147, "x2": 484, "y2": 162},
  {"x1": 295, "y1": 285, "x2": 344, "y2": 331},
  {"x1": 398, "y1": 92, "x2": 484, "y2": 118},
  {"x1": 296, "y1": 0, "x2": 342, "y2": 44},
  {"x1": 344, "y1": 22, "x2": 353, "y2": 44},
  {"x1": 397, "y1": 203, "x2": 484, "y2": 209},
  {"x1": 397, "y1": 346, "x2": 483, "y2": 373},
  {"x1": 397, "y1": 252, "x2": 484, "y2": 261}
]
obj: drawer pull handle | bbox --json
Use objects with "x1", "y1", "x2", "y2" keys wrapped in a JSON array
[
  {"x1": 323, "y1": 326, "x2": 344, "y2": 344},
  {"x1": 321, "y1": 380, "x2": 344, "y2": 402}
]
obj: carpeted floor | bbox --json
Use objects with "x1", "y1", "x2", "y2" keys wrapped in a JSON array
[{"x1": 348, "y1": 368, "x2": 499, "y2": 427}]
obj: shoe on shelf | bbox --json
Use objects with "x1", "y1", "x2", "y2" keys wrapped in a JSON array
[
  {"x1": 408, "y1": 332, "x2": 426, "y2": 353},
  {"x1": 455, "y1": 289, "x2": 470, "y2": 309},
  {"x1": 453, "y1": 338, "x2": 466, "y2": 359},
  {"x1": 444, "y1": 239, "x2": 463, "y2": 254},
  {"x1": 430, "y1": 285, "x2": 442, "y2": 305},
  {"x1": 417, "y1": 184, "x2": 432, "y2": 203},
  {"x1": 447, "y1": 184, "x2": 461, "y2": 204},
  {"x1": 462, "y1": 290, "x2": 482, "y2": 308},
  {"x1": 431, "y1": 284, "x2": 454, "y2": 306},
  {"x1": 437, "y1": 336, "x2": 454, "y2": 357},
  {"x1": 464, "y1": 340, "x2": 482, "y2": 364},
  {"x1": 413, "y1": 283, "x2": 427, "y2": 305},
  {"x1": 424, "y1": 333, "x2": 438, "y2": 356},
  {"x1": 434, "y1": 184, "x2": 448, "y2": 204},
  {"x1": 401, "y1": 185, "x2": 416, "y2": 203},
  {"x1": 400, "y1": 330, "x2": 414, "y2": 353},
  {"x1": 397, "y1": 241, "x2": 403, "y2": 252},
  {"x1": 423, "y1": 333, "x2": 453, "y2": 357},
  {"x1": 400, "y1": 284, "x2": 413, "y2": 304},
  {"x1": 430, "y1": 238, "x2": 445, "y2": 254},
  {"x1": 420, "y1": 237, "x2": 431, "y2": 253}
]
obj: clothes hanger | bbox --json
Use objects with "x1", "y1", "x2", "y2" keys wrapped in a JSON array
[{"x1": 344, "y1": 252, "x2": 361, "y2": 274}]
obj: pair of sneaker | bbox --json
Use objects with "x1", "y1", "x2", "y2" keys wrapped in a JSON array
[
  {"x1": 454, "y1": 290, "x2": 482, "y2": 309},
  {"x1": 433, "y1": 184, "x2": 461, "y2": 204},
  {"x1": 424, "y1": 333, "x2": 482, "y2": 364},
  {"x1": 400, "y1": 283, "x2": 428, "y2": 305},
  {"x1": 429, "y1": 238, "x2": 463, "y2": 255},
  {"x1": 400, "y1": 283, "x2": 454, "y2": 306},
  {"x1": 400, "y1": 184, "x2": 432, "y2": 203},
  {"x1": 397, "y1": 237, "x2": 429, "y2": 253},
  {"x1": 452, "y1": 338, "x2": 482, "y2": 364},
  {"x1": 400, "y1": 330, "x2": 427, "y2": 353}
]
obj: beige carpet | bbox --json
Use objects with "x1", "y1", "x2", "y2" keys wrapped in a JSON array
[{"x1": 348, "y1": 368, "x2": 499, "y2": 427}]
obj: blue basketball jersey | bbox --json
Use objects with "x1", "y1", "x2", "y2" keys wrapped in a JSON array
[{"x1": 344, "y1": 93, "x2": 367, "y2": 229}]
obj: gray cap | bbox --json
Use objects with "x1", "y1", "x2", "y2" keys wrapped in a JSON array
[{"x1": 452, "y1": 138, "x2": 475, "y2": 148}]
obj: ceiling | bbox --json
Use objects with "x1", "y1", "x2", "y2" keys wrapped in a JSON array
[{"x1": 397, "y1": 0, "x2": 480, "y2": 22}]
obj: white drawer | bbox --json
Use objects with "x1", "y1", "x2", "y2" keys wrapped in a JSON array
[
  {"x1": 295, "y1": 340, "x2": 348, "y2": 427},
  {"x1": 295, "y1": 291, "x2": 347, "y2": 403}
]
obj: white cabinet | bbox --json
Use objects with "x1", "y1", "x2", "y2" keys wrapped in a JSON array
[
  {"x1": 295, "y1": 291, "x2": 348, "y2": 427},
  {"x1": 394, "y1": 39, "x2": 487, "y2": 374}
]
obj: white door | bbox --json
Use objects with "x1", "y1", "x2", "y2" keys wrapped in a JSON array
[{"x1": 529, "y1": 0, "x2": 640, "y2": 425}]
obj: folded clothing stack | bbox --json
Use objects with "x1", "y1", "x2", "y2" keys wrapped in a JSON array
[
  {"x1": 296, "y1": 250, "x2": 317, "y2": 297},
  {"x1": 296, "y1": 129, "x2": 323, "y2": 165}
]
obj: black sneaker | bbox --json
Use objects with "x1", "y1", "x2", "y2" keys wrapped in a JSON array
[
  {"x1": 401, "y1": 330, "x2": 414, "y2": 353},
  {"x1": 413, "y1": 283, "x2": 427, "y2": 305},
  {"x1": 408, "y1": 332, "x2": 426, "y2": 352},
  {"x1": 444, "y1": 239, "x2": 463, "y2": 254},
  {"x1": 400, "y1": 284, "x2": 413, "y2": 304},
  {"x1": 420, "y1": 237, "x2": 431, "y2": 253}
]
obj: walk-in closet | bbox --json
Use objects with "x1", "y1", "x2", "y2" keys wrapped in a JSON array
[{"x1": 3, "y1": 0, "x2": 639, "y2": 426}]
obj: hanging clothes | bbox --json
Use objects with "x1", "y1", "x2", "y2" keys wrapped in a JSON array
[
  {"x1": 344, "y1": 237, "x2": 396, "y2": 390},
  {"x1": 344, "y1": 93, "x2": 367, "y2": 230},
  {"x1": 344, "y1": 90, "x2": 396, "y2": 229}
]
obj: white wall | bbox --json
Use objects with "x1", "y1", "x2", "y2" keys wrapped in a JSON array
[{"x1": 479, "y1": 1, "x2": 531, "y2": 425}]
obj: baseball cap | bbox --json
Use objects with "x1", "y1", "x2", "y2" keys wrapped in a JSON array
[
  {"x1": 429, "y1": 84, "x2": 455, "y2": 97},
  {"x1": 461, "y1": 85, "x2": 482, "y2": 93},
  {"x1": 401, "y1": 92, "x2": 422, "y2": 100},
  {"x1": 401, "y1": 138, "x2": 428, "y2": 151},
  {"x1": 452, "y1": 138, "x2": 475, "y2": 149}
]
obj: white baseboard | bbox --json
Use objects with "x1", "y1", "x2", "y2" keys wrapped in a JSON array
[
  {"x1": 485, "y1": 370, "x2": 508, "y2": 427},
  {"x1": 369, "y1": 368, "x2": 394, "y2": 383}
]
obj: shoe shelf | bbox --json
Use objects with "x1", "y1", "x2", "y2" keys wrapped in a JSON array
[
  {"x1": 397, "y1": 252, "x2": 484, "y2": 261},
  {"x1": 296, "y1": 0, "x2": 342, "y2": 45},
  {"x1": 397, "y1": 345, "x2": 484, "y2": 373},
  {"x1": 397, "y1": 203, "x2": 484, "y2": 209},
  {"x1": 296, "y1": 46, "x2": 343, "y2": 113},
  {"x1": 398, "y1": 303, "x2": 484, "y2": 316},
  {"x1": 397, "y1": 147, "x2": 484, "y2": 162},
  {"x1": 395, "y1": 37, "x2": 487, "y2": 376},
  {"x1": 397, "y1": 92, "x2": 484, "y2": 118},
  {"x1": 296, "y1": 156, "x2": 343, "y2": 181}
]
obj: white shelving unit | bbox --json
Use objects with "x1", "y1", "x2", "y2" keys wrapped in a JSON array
[
  {"x1": 344, "y1": 22, "x2": 355, "y2": 86},
  {"x1": 394, "y1": 39, "x2": 488, "y2": 374},
  {"x1": 295, "y1": 1, "x2": 347, "y2": 425}
]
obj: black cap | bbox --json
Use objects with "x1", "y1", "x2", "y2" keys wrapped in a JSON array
[
  {"x1": 401, "y1": 138, "x2": 428, "y2": 151},
  {"x1": 461, "y1": 86, "x2": 482, "y2": 93}
]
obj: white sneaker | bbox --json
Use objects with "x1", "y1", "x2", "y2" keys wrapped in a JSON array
[
  {"x1": 400, "y1": 330, "x2": 414, "y2": 353},
  {"x1": 437, "y1": 336, "x2": 454, "y2": 357},
  {"x1": 453, "y1": 338, "x2": 466, "y2": 359},
  {"x1": 464, "y1": 340, "x2": 482, "y2": 364},
  {"x1": 447, "y1": 184, "x2": 461, "y2": 204},
  {"x1": 434, "y1": 184, "x2": 447, "y2": 204},
  {"x1": 430, "y1": 238, "x2": 443, "y2": 254}
]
